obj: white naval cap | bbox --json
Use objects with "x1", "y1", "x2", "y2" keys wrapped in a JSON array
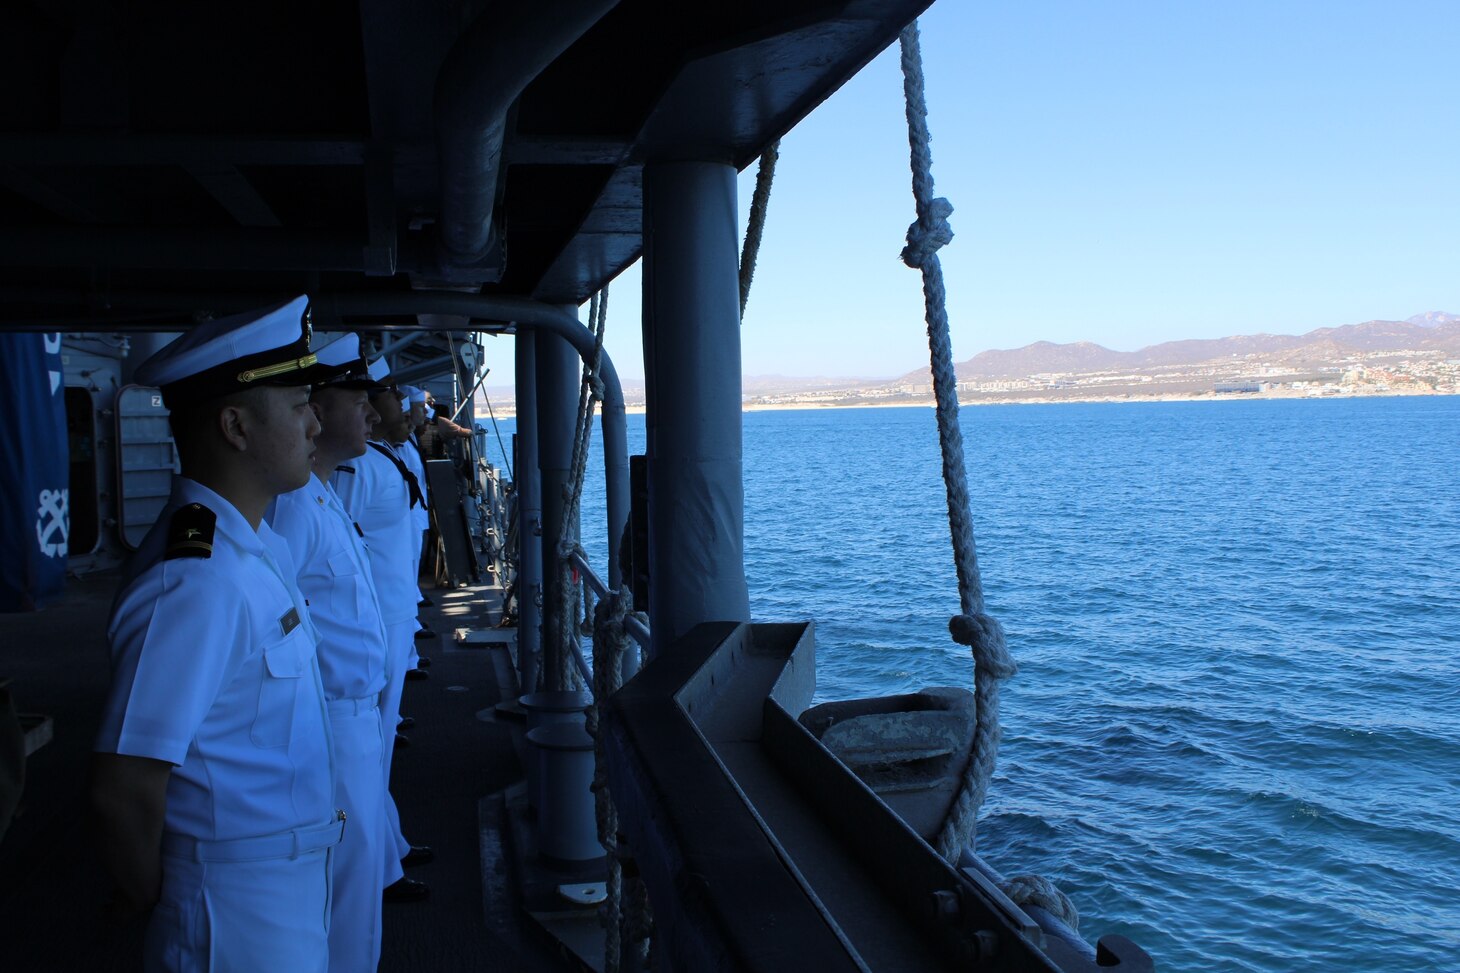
[
  {"x1": 405, "y1": 386, "x2": 428, "y2": 405},
  {"x1": 136, "y1": 296, "x2": 340, "y2": 408},
  {"x1": 313, "y1": 333, "x2": 382, "y2": 391},
  {"x1": 367, "y1": 356, "x2": 392, "y2": 384}
]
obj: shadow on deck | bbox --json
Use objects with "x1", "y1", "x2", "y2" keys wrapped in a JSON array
[{"x1": 0, "y1": 574, "x2": 583, "y2": 972}]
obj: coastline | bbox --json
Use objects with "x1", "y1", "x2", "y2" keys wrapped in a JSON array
[
  {"x1": 485, "y1": 386, "x2": 1453, "y2": 418},
  {"x1": 739, "y1": 386, "x2": 1454, "y2": 412}
]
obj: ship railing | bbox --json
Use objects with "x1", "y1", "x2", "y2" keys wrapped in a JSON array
[{"x1": 568, "y1": 548, "x2": 651, "y2": 652}]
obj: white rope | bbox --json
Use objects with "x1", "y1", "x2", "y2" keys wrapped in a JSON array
[
  {"x1": 1002, "y1": 874, "x2": 1080, "y2": 931},
  {"x1": 897, "y1": 20, "x2": 1018, "y2": 862}
]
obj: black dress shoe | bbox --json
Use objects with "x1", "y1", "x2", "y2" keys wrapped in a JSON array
[
  {"x1": 394, "y1": 733, "x2": 410, "y2": 749},
  {"x1": 418, "y1": 595, "x2": 434, "y2": 608},
  {"x1": 401, "y1": 845, "x2": 435, "y2": 868},
  {"x1": 398, "y1": 716, "x2": 416, "y2": 730},
  {"x1": 415, "y1": 655, "x2": 432, "y2": 668},
  {"x1": 383, "y1": 878, "x2": 430, "y2": 903},
  {"x1": 406, "y1": 667, "x2": 429, "y2": 681},
  {"x1": 414, "y1": 627, "x2": 437, "y2": 641}
]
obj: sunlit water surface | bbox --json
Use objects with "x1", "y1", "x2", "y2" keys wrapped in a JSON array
[{"x1": 483, "y1": 395, "x2": 1459, "y2": 971}]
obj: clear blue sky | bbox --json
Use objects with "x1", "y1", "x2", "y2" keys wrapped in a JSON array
[{"x1": 489, "y1": 0, "x2": 1460, "y2": 384}]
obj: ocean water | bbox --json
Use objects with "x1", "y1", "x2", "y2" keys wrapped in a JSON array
[{"x1": 486, "y1": 395, "x2": 1460, "y2": 972}]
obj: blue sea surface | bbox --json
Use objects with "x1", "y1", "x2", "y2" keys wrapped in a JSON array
[{"x1": 486, "y1": 395, "x2": 1460, "y2": 972}]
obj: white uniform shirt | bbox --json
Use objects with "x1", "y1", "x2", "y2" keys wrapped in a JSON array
[
  {"x1": 331, "y1": 445, "x2": 418, "y2": 624},
  {"x1": 96, "y1": 478, "x2": 334, "y2": 841},
  {"x1": 398, "y1": 435, "x2": 431, "y2": 534},
  {"x1": 268, "y1": 474, "x2": 390, "y2": 701}
]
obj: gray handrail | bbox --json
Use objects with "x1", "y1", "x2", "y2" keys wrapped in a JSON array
[{"x1": 569, "y1": 549, "x2": 651, "y2": 651}]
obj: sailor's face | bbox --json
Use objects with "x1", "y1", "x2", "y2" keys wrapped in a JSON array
[
  {"x1": 246, "y1": 384, "x2": 320, "y2": 492},
  {"x1": 409, "y1": 401, "x2": 426, "y2": 428},
  {"x1": 311, "y1": 387, "x2": 379, "y2": 459},
  {"x1": 369, "y1": 390, "x2": 410, "y2": 443}
]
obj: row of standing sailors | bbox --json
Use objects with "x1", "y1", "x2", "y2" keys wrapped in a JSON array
[{"x1": 90, "y1": 299, "x2": 467, "y2": 973}]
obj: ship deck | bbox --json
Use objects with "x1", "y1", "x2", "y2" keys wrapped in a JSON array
[{"x1": 0, "y1": 573, "x2": 582, "y2": 972}]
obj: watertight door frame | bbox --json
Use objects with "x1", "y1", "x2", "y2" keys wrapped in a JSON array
[{"x1": 114, "y1": 385, "x2": 177, "y2": 550}]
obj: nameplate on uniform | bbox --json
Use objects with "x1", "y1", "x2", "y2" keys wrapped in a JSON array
[
  {"x1": 335, "y1": 465, "x2": 355, "y2": 474},
  {"x1": 280, "y1": 607, "x2": 301, "y2": 636},
  {"x1": 353, "y1": 521, "x2": 364, "y2": 537}
]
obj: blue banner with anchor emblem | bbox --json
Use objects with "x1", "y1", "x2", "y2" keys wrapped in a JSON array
[{"x1": 0, "y1": 332, "x2": 69, "y2": 611}]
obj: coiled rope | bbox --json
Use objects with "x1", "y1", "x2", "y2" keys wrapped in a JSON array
[{"x1": 1002, "y1": 873, "x2": 1080, "y2": 931}]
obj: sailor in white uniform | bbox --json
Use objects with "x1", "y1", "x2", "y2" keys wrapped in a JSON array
[
  {"x1": 395, "y1": 386, "x2": 435, "y2": 657},
  {"x1": 267, "y1": 334, "x2": 392, "y2": 971},
  {"x1": 330, "y1": 360, "x2": 430, "y2": 903},
  {"x1": 91, "y1": 296, "x2": 342, "y2": 973},
  {"x1": 401, "y1": 386, "x2": 432, "y2": 554}
]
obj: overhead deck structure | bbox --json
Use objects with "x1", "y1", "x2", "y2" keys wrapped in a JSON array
[{"x1": 0, "y1": 0, "x2": 931, "y2": 328}]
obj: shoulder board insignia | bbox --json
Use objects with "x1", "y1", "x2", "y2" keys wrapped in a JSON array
[
  {"x1": 335, "y1": 465, "x2": 356, "y2": 474},
  {"x1": 164, "y1": 502, "x2": 216, "y2": 560}
]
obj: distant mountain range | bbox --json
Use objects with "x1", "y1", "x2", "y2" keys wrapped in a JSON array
[
  {"x1": 892, "y1": 313, "x2": 1460, "y2": 383},
  {"x1": 477, "y1": 314, "x2": 1460, "y2": 408}
]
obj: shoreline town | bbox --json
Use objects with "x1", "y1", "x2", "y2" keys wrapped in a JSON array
[{"x1": 481, "y1": 346, "x2": 1460, "y2": 417}]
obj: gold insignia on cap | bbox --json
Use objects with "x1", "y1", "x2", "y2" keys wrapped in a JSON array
[{"x1": 237, "y1": 353, "x2": 318, "y2": 384}]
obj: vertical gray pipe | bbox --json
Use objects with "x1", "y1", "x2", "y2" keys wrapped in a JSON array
[
  {"x1": 122, "y1": 332, "x2": 181, "y2": 386},
  {"x1": 537, "y1": 330, "x2": 580, "y2": 690},
  {"x1": 641, "y1": 161, "x2": 750, "y2": 658},
  {"x1": 514, "y1": 332, "x2": 543, "y2": 695}
]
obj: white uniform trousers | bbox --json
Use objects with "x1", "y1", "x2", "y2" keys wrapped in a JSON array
[
  {"x1": 379, "y1": 619, "x2": 418, "y2": 884},
  {"x1": 407, "y1": 540, "x2": 425, "y2": 670},
  {"x1": 326, "y1": 696, "x2": 387, "y2": 973},
  {"x1": 147, "y1": 817, "x2": 342, "y2": 973}
]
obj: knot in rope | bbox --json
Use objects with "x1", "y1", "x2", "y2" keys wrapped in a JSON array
[
  {"x1": 901, "y1": 196, "x2": 954, "y2": 268},
  {"x1": 949, "y1": 612, "x2": 1016, "y2": 680},
  {"x1": 1001, "y1": 874, "x2": 1080, "y2": 932}
]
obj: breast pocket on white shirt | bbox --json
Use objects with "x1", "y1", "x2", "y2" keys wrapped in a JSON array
[
  {"x1": 251, "y1": 622, "x2": 310, "y2": 748},
  {"x1": 327, "y1": 551, "x2": 366, "y2": 618}
]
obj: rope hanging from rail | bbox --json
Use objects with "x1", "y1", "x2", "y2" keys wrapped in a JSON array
[
  {"x1": 552, "y1": 287, "x2": 609, "y2": 690},
  {"x1": 587, "y1": 585, "x2": 652, "y2": 971},
  {"x1": 740, "y1": 140, "x2": 779, "y2": 319},
  {"x1": 544, "y1": 283, "x2": 656, "y2": 969},
  {"x1": 897, "y1": 19, "x2": 1017, "y2": 861}
]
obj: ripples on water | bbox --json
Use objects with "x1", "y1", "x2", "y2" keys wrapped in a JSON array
[{"x1": 561, "y1": 396, "x2": 1459, "y2": 971}]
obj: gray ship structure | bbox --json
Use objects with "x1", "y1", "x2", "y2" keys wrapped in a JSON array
[{"x1": 0, "y1": 2, "x2": 1153, "y2": 970}]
